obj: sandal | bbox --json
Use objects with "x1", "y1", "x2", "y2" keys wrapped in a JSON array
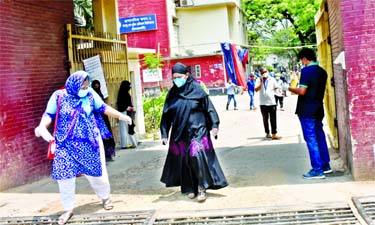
[
  {"x1": 102, "y1": 198, "x2": 114, "y2": 210},
  {"x1": 187, "y1": 192, "x2": 196, "y2": 199},
  {"x1": 57, "y1": 211, "x2": 73, "y2": 225},
  {"x1": 197, "y1": 187, "x2": 207, "y2": 202}
]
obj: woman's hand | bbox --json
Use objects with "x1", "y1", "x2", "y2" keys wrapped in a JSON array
[
  {"x1": 119, "y1": 114, "x2": 132, "y2": 125},
  {"x1": 211, "y1": 128, "x2": 219, "y2": 138},
  {"x1": 34, "y1": 126, "x2": 54, "y2": 142},
  {"x1": 162, "y1": 138, "x2": 168, "y2": 145}
]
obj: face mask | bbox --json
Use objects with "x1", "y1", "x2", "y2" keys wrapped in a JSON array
[
  {"x1": 173, "y1": 77, "x2": 187, "y2": 88},
  {"x1": 78, "y1": 89, "x2": 89, "y2": 98},
  {"x1": 263, "y1": 72, "x2": 269, "y2": 78}
]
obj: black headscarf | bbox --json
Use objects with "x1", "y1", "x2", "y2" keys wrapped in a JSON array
[
  {"x1": 164, "y1": 63, "x2": 208, "y2": 141},
  {"x1": 91, "y1": 80, "x2": 104, "y2": 100},
  {"x1": 117, "y1": 80, "x2": 132, "y2": 112}
]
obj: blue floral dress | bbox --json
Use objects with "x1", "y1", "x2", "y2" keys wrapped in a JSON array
[{"x1": 43, "y1": 73, "x2": 111, "y2": 180}]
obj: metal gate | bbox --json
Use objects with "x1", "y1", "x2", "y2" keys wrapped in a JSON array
[
  {"x1": 66, "y1": 24, "x2": 129, "y2": 139},
  {"x1": 66, "y1": 24, "x2": 129, "y2": 109},
  {"x1": 315, "y1": 2, "x2": 339, "y2": 149}
]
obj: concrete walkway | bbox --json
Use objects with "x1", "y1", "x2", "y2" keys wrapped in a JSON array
[{"x1": 1, "y1": 93, "x2": 375, "y2": 219}]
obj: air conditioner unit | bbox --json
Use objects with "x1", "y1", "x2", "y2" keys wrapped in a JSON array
[{"x1": 180, "y1": 0, "x2": 193, "y2": 7}]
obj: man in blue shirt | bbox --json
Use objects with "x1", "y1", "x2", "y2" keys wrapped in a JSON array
[
  {"x1": 247, "y1": 73, "x2": 256, "y2": 110},
  {"x1": 288, "y1": 48, "x2": 332, "y2": 179}
]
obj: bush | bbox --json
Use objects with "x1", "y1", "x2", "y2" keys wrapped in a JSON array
[{"x1": 142, "y1": 90, "x2": 167, "y2": 138}]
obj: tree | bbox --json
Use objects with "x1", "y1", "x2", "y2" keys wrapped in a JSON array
[
  {"x1": 243, "y1": 0, "x2": 321, "y2": 45},
  {"x1": 74, "y1": 0, "x2": 94, "y2": 31},
  {"x1": 243, "y1": 0, "x2": 321, "y2": 70}
]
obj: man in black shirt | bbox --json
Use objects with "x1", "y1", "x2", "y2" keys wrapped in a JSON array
[{"x1": 288, "y1": 48, "x2": 332, "y2": 179}]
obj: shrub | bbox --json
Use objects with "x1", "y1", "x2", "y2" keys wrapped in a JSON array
[{"x1": 142, "y1": 90, "x2": 167, "y2": 138}]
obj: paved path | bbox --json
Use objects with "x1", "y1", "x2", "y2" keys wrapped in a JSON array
[{"x1": 1, "y1": 93, "x2": 375, "y2": 218}]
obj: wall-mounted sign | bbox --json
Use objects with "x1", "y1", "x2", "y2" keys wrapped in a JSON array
[
  {"x1": 82, "y1": 55, "x2": 108, "y2": 98},
  {"x1": 143, "y1": 68, "x2": 162, "y2": 83},
  {"x1": 119, "y1": 14, "x2": 157, "y2": 34}
]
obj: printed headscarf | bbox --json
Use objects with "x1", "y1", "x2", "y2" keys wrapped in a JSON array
[{"x1": 65, "y1": 70, "x2": 89, "y2": 96}]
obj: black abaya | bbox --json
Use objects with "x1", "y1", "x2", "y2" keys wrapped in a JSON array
[{"x1": 160, "y1": 75, "x2": 228, "y2": 194}]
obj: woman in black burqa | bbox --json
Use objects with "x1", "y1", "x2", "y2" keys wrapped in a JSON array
[
  {"x1": 160, "y1": 62, "x2": 228, "y2": 202},
  {"x1": 91, "y1": 80, "x2": 116, "y2": 161},
  {"x1": 117, "y1": 80, "x2": 138, "y2": 148}
]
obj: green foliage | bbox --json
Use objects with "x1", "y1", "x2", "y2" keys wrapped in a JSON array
[
  {"x1": 142, "y1": 90, "x2": 167, "y2": 136},
  {"x1": 243, "y1": 0, "x2": 321, "y2": 69},
  {"x1": 243, "y1": 0, "x2": 322, "y2": 45},
  {"x1": 265, "y1": 65, "x2": 274, "y2": 72},
  {"x1": 74, "y1": 0, "x2": 94, "y2": 31},
  {"x1": 142, "y1": 53, "x2": 164, "y2": 70}
]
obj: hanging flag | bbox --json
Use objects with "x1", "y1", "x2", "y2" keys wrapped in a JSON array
[
  {"x1": 221, "y1": 42, "x2": 247, "y2": 88},
  {"x1": 220, "y1": 42, "x2": 237, "y2": 84},
  {"x1": 230, "y1": 43, "x2": 246, "y2": 88},
  {"x1": 237, "y1": 48, "x2": 249, "y2": 68}
]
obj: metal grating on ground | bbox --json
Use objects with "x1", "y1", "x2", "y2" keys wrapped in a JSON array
[
  {"x1": 352, "y1": 196, "x2": 375, "y2": 225},
  {"x1": 154, "y1": 204, "x2": 360, "y2": 225},
  {"x1": 0, "y1": 210, "x2": 155, "y2": 225}
]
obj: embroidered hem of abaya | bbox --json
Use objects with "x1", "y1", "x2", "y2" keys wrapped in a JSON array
[{"x1": 160, "y1": 135, "x2": 228, "y2": 194}]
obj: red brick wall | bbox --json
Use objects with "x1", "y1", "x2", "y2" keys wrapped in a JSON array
[
  {"x1": 118, "y1": 0, "x2": 170, "y2": 56},
  {"x1": 327, "y1": 0, "x2": 353, "y2": 172},
  {"x1": 160, "y1": 56, "x2": 225, "y2": 89},
  {"x1": 140, "y1": 55, "x2": 225, "y2": 90},
  {"x1": 0, "y1": 0, "x2": 73, "y2": 190},
  {"x1": 340, "y1": 0, "x2": 375, "y2": 179}
]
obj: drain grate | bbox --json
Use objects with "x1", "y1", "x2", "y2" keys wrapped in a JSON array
[
  {"x1": 0, "y1": 210, "x2": 155, "y2": 225},
  {"x1": 154, "y1": 204, "x2": 359, "y2": 225},
  {"x1": 352, "y1": 195, "x2": 375, "y2": 225}
]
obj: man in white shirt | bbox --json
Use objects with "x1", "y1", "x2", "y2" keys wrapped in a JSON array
[
  {"x1": 255, "y1": 68, "x2": 281, "y2": 140},
  {"x1": 226, "y1": 79, "x2": 238, "y2": 110}
]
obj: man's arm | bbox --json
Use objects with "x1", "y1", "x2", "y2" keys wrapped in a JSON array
[
  {"x1": 255, "y1": 78, "x2": 262, "y2": 92},
  {"x1": 288, "y1": 86, "x2": 307, "y2": 95}
]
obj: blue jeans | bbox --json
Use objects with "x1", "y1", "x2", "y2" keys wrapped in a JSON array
[
  {"x1": 227, "y1": 94, "x2": 237, "y2": 108},
  {"x1": 299, "y1": 118, "x2": 330, "y2": 173},
  {"x1": 248, "y1": 91, "x2": 254, "y2": 107}
]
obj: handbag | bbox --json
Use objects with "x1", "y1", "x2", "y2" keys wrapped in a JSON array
[{"x1": 47, "y1": 96, "x2": 61, "y2": 159}]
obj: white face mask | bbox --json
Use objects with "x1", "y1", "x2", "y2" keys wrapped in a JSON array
[
  {"x1": 263, "y1": 72, "x2": 269, "y2": 78},
  {"x1": 78, "y1": 89, "x2": 89, "y2": 98}
]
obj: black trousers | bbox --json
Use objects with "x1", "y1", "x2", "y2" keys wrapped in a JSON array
[
  {"x1": 275, "y1": 95, "x2": 284, "y2": 108},
  {"x1": 260, "y1": 105, "x2": 277, "y2": 134}
]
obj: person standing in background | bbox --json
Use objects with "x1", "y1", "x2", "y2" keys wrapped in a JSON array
[
  {"x1": 117, "y1": 80, "x2": 138, "y2": 149},
  {"x1": 274, "y1": 74, "x2": 284, "y2": 111},
  {"x1": 225, "y1": 79, "x2": 238, "y2": 110},
  {"x1": 255, "y1": 67, "x2": 281, "y2": 140},
  {"x1": 246, "y1": 73, "x2": 256, "y2": 110},
  {"x1": 91, "y1": 80, "x2": 116, "y2": 161},
  {"x1": 288, "y1": 48, "x2": 331, "y2": 179}
]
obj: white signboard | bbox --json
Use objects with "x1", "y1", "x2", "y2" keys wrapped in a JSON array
[
  {"x1": 143, "y1": 68, "x2": 162, "y2": 82},
  {"x1": 82, "y1": 55, "x2": 109, "y2": 98}
]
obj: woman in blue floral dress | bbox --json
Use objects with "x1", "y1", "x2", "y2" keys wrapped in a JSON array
[{"x1": 34, "y1": 71, "x2": 132, "y2": 225}]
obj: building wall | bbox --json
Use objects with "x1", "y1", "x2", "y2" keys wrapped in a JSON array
[
  {"x1": 340, "y1": 0, "x2": 375, "y2": 179},
  {"x1": 0, "y1": 0, "x2": 74, "y2": 190},
  {"x1": 177, "y1": 6, "x2": 230, "y2": 55},
  {"x1": 327, "y1": 0, "x2": 352, "y2": 172},
  {"x1": 118, "y1": 0, "x2": 170, "y2": 57},
  {"x1": 159, "y1": 56, "x2": 225, "y2": 89}
]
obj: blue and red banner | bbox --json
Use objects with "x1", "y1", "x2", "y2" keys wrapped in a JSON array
[{"x1": 220, "y1": 42, "x2": 248, "y2": 88}]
